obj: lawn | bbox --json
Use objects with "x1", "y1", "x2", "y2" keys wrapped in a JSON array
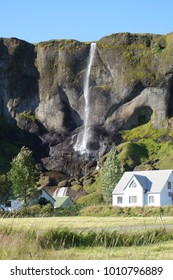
[
  {"x1": 1, "y1": 216, "x2": 173, "y2": 231},
  {"x1": 0, "y1": 216, "x2": 173, "y2": 260}
]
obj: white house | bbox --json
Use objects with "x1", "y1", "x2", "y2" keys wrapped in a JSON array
[
  {"x1": 1, "y1": 199, "x2": 22, "y2": 212},
  {"x1": 112, "y1": 170, "x2": 173, "y2": 207}
]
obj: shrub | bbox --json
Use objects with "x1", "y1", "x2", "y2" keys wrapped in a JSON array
[
  {"x1": 40, "y1": 203, "x2": 53, "y2": 215},
  {"x1": 71, "y1": 184, "x2": 82, "y2": 192},
  {"x1": 80, "y1": 205, "x2": 124, "y2": 217},
  {"x1": 75, "y1": 192, "x2": 103, "y2": 206},
  {"x1": 53, "y1": 206, "x2": 81, "y2": 217},
  {"x1": 100, "y1": 149, "x2": 123, "y2": 203},
  {"x1": 162, "y1": 205, "x2": 173, "y2": 216}
]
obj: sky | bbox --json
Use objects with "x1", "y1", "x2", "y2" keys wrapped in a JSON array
[{"x1": 1, "y1": 0, "x2": 173, "y2": 44}]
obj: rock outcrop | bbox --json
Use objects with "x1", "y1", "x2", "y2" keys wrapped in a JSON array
[{"x1": 1, "y1": 33, "x2": 173, "y2": 176}]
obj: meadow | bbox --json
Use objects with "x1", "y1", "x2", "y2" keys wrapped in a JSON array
[{"x1": 0, "y1": 216, "x2": 173, "y2": 260}]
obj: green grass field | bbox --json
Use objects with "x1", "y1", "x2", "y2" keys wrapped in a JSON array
[
  {"x1": 1, "y1": 216, "x2": 173, "y2": 231},
  {"x1": 0, "y1": 216, "x2": 173, "y2": 260}
]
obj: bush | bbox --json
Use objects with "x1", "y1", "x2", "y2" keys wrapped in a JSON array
[
  {"x1": 162, "y1": 205, "x2": 173, "y2": 216},
  {"x1": 80, "y1": 205, "x2": 124, "y2": 216},
  {"x1": 100, "y1": 149, "x2": 123, "y2": 203},
  {"x1": 71, "y1": 184, "x2": 82, "y2": 192},
  {"x1": 75, "y1": 192, "x2": 103, "y2": 206},
  {"x1": 143, "y1": 206, "x2": 163, "y2": 216},
  {"x1": 53, "y1": 206, "x2": 81, "y2": 217},
  {"x1": 40, "y1": 203, "x2": 53, "y2": 215},
  {"x1": 18, "y1": 205, "x2": 41, "y2": 216},
  {"x1": 38, "y1": 197, "x2": 50, "y2": 206}
]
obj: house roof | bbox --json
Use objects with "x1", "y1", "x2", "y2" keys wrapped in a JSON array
[
  {"x1": 54, "y1": 196, "x2": 73, "y2": 208},
  {"x1": 112, "y1": 169, "x2": 173, "y2": 194},
  {"x1": 133, "y1": 174, "x2": 151, "y2": 192},
  {"x1": 42, "y1": 188, "x2": 56, "y2": 201},
  {"x1": 43, "y1": 186, "x2": 59, "y2": 197}
]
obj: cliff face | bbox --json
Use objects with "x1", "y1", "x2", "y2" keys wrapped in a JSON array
[
  {"x1": 35, "y1": 33, "x2": 173, "y2": 133},
  {"x1": 1, "y1": 33, "x2": 173, "y2": 176}
]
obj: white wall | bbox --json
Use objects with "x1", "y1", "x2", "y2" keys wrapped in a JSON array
[
  {"x1": 113, "y1": 177, "x2": 144, "y2": 207},
  {"x1": 112, "y1": 194, "x2": 120, "y2": 206},
  {"x1": 2, "y1": 200, "x2": 22, "y2": 212},
  {"x1": 160, "y1": 173, "x2": 173, "y2": 206},
  {"x1": 147, "y1": 193, "x2": 160, "y2": 206}
]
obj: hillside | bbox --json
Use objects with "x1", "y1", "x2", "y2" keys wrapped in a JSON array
[{"x1": 1, "y1": 32, "x2": 173, "y2": 204}]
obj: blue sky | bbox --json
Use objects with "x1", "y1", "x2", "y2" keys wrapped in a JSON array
[{"x1": 1, "y1": 0, "x2": 173, "y2": 43}]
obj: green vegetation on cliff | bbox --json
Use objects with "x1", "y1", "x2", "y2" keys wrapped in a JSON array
[
  {"x1": 98, "y1": 32, "x2": 173, "y2": 88},
  {"x1": 117, "y1": 121, "x2": 173, "y2": 170}
]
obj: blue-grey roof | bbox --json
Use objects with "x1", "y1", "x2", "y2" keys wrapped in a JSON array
[
  {"x1": 133, "y1": 174, "x2": 152, "y2": 191},
  {"x1": 112, "y1": 170, "x2": 173, "y2": 194}
]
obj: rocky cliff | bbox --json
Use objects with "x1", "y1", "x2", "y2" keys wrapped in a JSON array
[{"x1": 1, "y1": 33, "x2": 173, "y2": 178}]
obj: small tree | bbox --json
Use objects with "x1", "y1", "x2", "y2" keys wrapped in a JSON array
[
  {"x1": 8, "y1": 146, "x2": 37, "y2": 205},
  {"x1": 0, "y1": 174, "x2": 12, "y2": 204},
  {"x1": 100, "y1": 149, "x2": 123, "y2": 204}
]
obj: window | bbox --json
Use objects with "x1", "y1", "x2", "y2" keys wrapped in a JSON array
[
  {"x1": 168, "y1": 181, "x2": 171, "y2": 189},
  {"x1": 168, "y1": 192, "x2": 173, "y2": 197},
  {"x1": 5, "y1": 201, "x2": 11, "y2": 207},
  {"x1": 149, "y1": 195, "x2": 155, "y2": 203},
  {"x1": 129, "y1": 180, "x2": 136, "y2": 188},
  {"x1": 129, "y1": 196, "x2": 137, "y2": 203},
  {"x1": 117, "y1": 196, "x2": 123, "y2": 204}
]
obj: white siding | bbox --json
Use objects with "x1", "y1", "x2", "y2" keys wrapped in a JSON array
[
  {"x1": 160, "y1": 173, "x2": 173, "y2": 206},
  {"x1": 112, "y1": 194, "x2": 116, "y2": 206},
  {"x1": 1, "y1": 200, "x2": 22, "y2": 212},
  {"x1": 113, "y1": 177, "x2": 144, "y2": 207},
  {"x1": 147, "y1": 193, "x2": 160, "y2": 206}
]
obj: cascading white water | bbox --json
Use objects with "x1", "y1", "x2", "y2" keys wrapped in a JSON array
[
  {"x1": 53, "y1": 187, "x2": 67, "y2": 197},
  {"x1": 74, "y1": 42, "x2": 96, "y2": 154}
]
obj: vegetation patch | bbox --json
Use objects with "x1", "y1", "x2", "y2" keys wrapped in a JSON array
[
  {"x1": 117, "y1": 142, "x2": 148, "y2": 169},
  {"x1": 75, "y1": 191, "x2": 103, "y2": 206},
  {"x1": 1, "y1": 221, "x2": 173, "y2": 260},
  {"x1": 36, "y1": 228, "x2": 173, "y2": 249},
  {"x1": 117, "y1": 122, "x2": 173, "y2": 170},
  {"x1": 20, "y1": 111, "x2": 37, "y2": 122},
  {"x1": 79, "y1": 205, "x2": 173, "y2": 217}
]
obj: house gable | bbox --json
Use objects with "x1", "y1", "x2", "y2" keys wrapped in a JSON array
[
  {"x1": 123, "y1": 175, "x2": 145, "y2": 206},
  {"x1": 38, "y1": 189, "x2": 56, "y2": 206},
  {"x1": 123, "y1": 175, "x2": 149, "y2": 192}
]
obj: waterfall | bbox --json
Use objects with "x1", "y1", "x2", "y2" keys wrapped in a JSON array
[
  {"x1": 53, "y1": 187, "x2": 67, "y2": 197},
  {"x1": 74, "y1": 42, "x2": 96, "y2": 154}
]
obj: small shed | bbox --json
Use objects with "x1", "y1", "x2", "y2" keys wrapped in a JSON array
[
  {"x1": 38, "y1": 189, "x2": 74, "y2": 208},
  {"x1": 1, "y1": 199, "x2": 22, "y2": 212},
  {"x1": 38, "y1": 189, "x2": 56, "y2": 206}
]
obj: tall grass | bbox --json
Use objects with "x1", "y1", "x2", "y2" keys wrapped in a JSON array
[
  {"x1": 1, "y1": 224, "x2": 173, "y2": 259},
  {"x1": 38, "y1": 228, "x2": 173, "y2": 249}
]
